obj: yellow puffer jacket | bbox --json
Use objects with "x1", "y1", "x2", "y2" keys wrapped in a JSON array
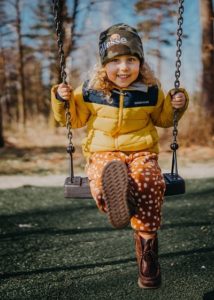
[{"x1": 51, "y1": 81, "x2": 189, "y2": 158}]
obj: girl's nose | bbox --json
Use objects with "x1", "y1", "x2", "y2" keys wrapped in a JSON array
[{"x1": 119, "y1": 61, "x2": 129, "y2": 70}]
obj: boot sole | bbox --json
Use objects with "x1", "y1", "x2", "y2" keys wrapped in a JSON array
[
  {"x1": 102, "y1": 160, "x2": 130, "y2": 229},
  {"x1": 138, "y1": 277, "x2": 161, "y2": 289}
]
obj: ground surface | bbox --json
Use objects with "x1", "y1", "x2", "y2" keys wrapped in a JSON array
[
  {"x1": 0, "y1": 178, "x2": 214, "y2": 300},
  {"x1": 0, "y1": 127, "x2": 214, "y2": 299}
]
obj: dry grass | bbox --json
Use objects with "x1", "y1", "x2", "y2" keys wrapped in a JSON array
[
  {"x1": 158, "y1": 103, "x2": 214, "y2": 149},
  {"x1": 0, "y1": 121, "x2": 87, "y2": 175},
  {"x1": 179, "y1": 103, "x2": 214, "y2": 146}
]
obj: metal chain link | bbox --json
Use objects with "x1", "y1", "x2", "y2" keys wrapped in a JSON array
[
  {"x1": 53, "y1": 0, "x2": 75, "y2": 179},
  {"x1": 170, "y1": 0, "x2": 184, "y2": 174},
  {"x1": 52, "y1": 0, "x2": 67, "y2": 84},
  {"x1": 174, "y1": 0, "x2": 184, "y2": 89}
]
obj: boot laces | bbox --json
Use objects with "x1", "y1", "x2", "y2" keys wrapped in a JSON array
[
  {"x1": 143, "y1": 249, "x2": 157, "y2": 262},
  {"x1": 142, "y1": 240, "x2": 157, "y2": 262}
]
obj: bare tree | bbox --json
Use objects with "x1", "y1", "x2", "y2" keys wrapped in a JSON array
[
  {"x1": 53, "y1": 0, "x2": 80, "y2": 83},
  {"x1": 0, "y1": 76, "x2": 4, "y2": 147},
  {"x1": 200, "y1": 0, "x2": 214, "y2": 132},
  {"x1": 0, "y1": 0, "x2": 7, "y2": 147},
  {"x1": 15, "y1": 0, "x2": 26, "y2": 127},
  {"x1": 0, "y1": 45, "x2": 6, "y2": 147},
  {"x1": 135, "y1": 0, "x2": 178, "y2": 77}
]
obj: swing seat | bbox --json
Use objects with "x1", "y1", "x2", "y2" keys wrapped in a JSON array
[
  {"x1": 64, "y1": 173, "x2": 185, "y2": 198},
  {"x1": 64, "y1": 176, "x2": 91, "y2": 198},
  {"x1": 163, "y1": 173, "x2": 185, "y2": 196}
]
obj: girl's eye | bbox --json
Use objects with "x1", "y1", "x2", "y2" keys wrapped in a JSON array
[{"x1": 128, "y1": 57, "x2": 136, "y2": 62}]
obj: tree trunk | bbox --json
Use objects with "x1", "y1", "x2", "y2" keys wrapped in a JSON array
[
  {"x1": 200, "y1": 0, "x2": 214, "y2": 131},
  {"x1": 16, "y1": 0, "x2": 26, "y2": 127},
  {"x1": 0, "y1": 102, "x2": 4, "y2": 147},
  {"x1": 70, "y1": 0, "x2": 79, "y2": 51},
  {"x1": 0, "y1": 34, "x2": 5, "y2": 147},
  {"x1": 157, "y1": 14, "x2": 162, "y2": 79}
]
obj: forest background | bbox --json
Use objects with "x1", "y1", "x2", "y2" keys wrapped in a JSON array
[{"x1": 0, "y1": 0, "x2": 213, "y2": 179}]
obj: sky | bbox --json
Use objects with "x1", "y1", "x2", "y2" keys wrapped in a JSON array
[{"x1": 1, "y1": 0, "x2": 201, "y2": 95}]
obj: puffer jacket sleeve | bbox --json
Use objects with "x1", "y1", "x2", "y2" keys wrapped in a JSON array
[
  {"x1": 51, "y1": 83, "x2": 91, "y2": 128},
  {"x1": 150, "y1": 87, "x2": 189, "y2": 128}
]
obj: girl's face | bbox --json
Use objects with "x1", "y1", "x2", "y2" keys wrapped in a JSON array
[{"x1": 104, "y1": 55, "x2": 140, "y2": 88}]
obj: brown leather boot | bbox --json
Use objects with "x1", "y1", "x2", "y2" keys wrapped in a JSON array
[{"x1": 134, "y1": 232, "x2": 161, "y2": 289}]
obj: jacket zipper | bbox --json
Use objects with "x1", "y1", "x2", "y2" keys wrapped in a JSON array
[
  {"x1": 113, "y1": 90, "x2": 126, "y2": 149},
  {"x1": 118, "y1": 91, "x2": 125, "y2": 128}
]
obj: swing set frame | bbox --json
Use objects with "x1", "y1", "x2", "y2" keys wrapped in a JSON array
[{"x1": 52, "y1": 0, "x2": 186, "y2": 199}]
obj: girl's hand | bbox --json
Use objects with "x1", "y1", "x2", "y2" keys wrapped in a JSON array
[
  {"x1": 171, "y1": 92, "x2": 186, "y2": 109},
  {"x1": 57, "y1": 83, "x2": 72, "y2": 101}
]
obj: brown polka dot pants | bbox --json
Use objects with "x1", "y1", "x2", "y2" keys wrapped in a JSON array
[{"x1": 86, "y1": 151, "x2": 166, "y2": 232}]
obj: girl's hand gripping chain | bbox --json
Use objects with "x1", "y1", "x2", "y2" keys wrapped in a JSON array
[
  {"x1": 57, "y1": 83, "x2": 73, "y2": 101},
  {"x1": 171, "y1": 91, "x2": 186, "y2": 109}
]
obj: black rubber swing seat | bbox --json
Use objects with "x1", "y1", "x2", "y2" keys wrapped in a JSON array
[{"x1": 64, "y1": 172, "x2": 185, "y2": 198}]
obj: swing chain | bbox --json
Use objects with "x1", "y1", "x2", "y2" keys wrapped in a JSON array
[
  {"x1": 53, "y1": 0, "x2": 75, "y2": 178},
  {"x1": 174, "y1": 0, "x2": 184, "y2": 89},
  {"x1": 53, "y1": 0, "x2": 67, "y2": 84},
  {"x1": 170, "y1": 0, "x2": 184, "y2": 174}
]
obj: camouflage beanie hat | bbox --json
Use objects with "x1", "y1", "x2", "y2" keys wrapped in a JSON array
[{"x1": 99, "y1": 23, "x2": 144, "y2": 65}]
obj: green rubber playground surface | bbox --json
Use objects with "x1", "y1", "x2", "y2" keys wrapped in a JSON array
[{"x1": 0, "y1": 178, "x2": 214, "y2": 300}]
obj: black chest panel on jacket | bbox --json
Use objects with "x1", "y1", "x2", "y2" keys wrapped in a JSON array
[{"x1": 82, "y1": 81, "x2": 158, "y2": 108}]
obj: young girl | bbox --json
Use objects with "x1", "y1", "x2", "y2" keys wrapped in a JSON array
[{"x1": 51, "y1": 23, "x2": 188, "y2": 289}]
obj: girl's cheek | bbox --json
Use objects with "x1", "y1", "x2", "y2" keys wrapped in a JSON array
[{"x1": 109, "y1": 65, "x2": 116, "y2": 72}]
